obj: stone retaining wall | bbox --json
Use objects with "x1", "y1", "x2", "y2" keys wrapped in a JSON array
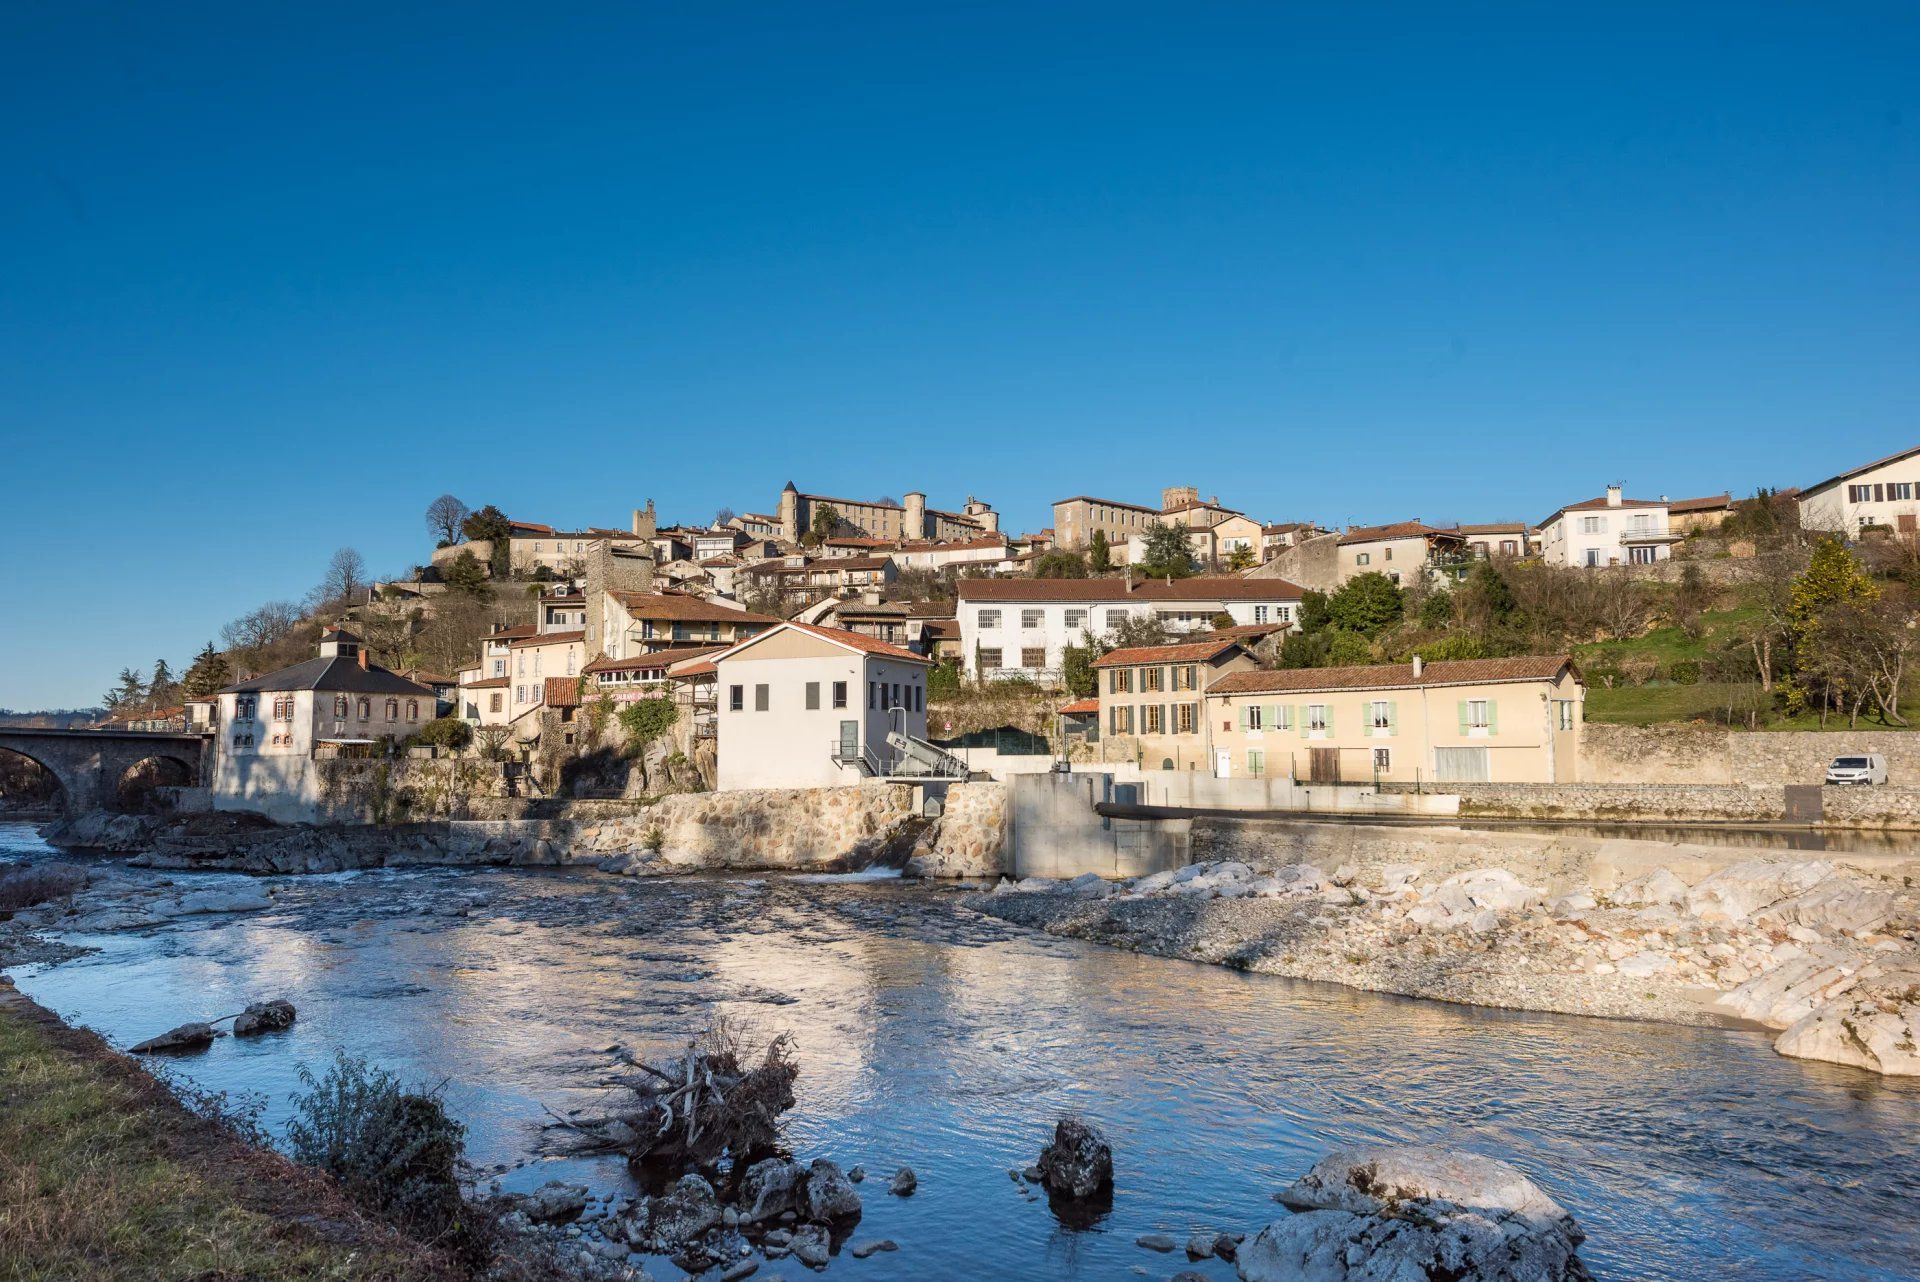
[
  {"x1": 906, "y1": 781, "x2": 1007, "y2": 877},
  {"x1": 1580, "y1": 723, "x2": 1920, "y2": 788},
  {"x1": 1445, "y1": 782, "x2": 1789, "y2": 823}
]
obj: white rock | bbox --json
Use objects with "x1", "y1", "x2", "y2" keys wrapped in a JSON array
[
  {"x1": 1132, "y1": 870, "x2": 1177, "y2": 895},
  {"x1": 1775, "y1": 987, "x2": 1920, "y2": 1077},
  {"x1": 1615, "y1": 952, "x2": 1672, "y2": 978},
  {"x1": 153, "y1": 887, "x2": 274, "y2": 916},
  {"x1": 1716, "y1": 952, "x2": 1861, "y2": 1028},
  {"x1": 1376, "y1": 864, "x2": 1423, "y2": 892},
  {"x1": 1764, "y1": 877, "x2": 1895, "y2": 937},
  {"x1": 1548, "y1": 893, "x2": 1597, "y2": 918},
  {"x1": 1609, "y1": 868, "x2": 1689, "y2": 908},
  {"x1": 1435, "y1": 869, "x2": 1543, "y2": 914},
  {"x1": 1685, "y1": 861, "x2": 1833, "y2": 924}
]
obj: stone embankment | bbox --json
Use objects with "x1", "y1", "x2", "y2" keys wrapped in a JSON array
[
  {"x1": 42, "y1": 781, "x2": 1012, "y2": 881},
  {"x1": 971, "y1": 848, "x2": 1920, "y2": 1077}
]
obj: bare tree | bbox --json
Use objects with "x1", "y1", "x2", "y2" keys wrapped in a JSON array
[
  {"x1": 713, "y1": 506, "x2": 738, "y2": 528},
  {"x1": 221, "y1": 601, "x2": 301, "y2": 652},
  {"x1": 321, "y1": 547, "x2": 369, "y2": 606},
  {"x1": 426, "y1": 494, "x2": 471, "y2": 547},
  {"x1": 1592, "y1": 569, "x2": 1656, "y2": 642}
]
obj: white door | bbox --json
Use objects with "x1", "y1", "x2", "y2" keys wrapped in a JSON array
[
  {"x1": 1435, "y1": 747, "x2": 1489, "y2": 783},
  {"x1": 1215, "y1": 750, "x2": 1232, "y2": 779}
]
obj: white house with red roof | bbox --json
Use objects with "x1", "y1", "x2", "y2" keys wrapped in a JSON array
[
  {"x1": 705, "y1": 621, "x2": 961, "y2": 790},
  {"x1": 1537, "y1": 484, "x2": 1678, "y2": 568}
]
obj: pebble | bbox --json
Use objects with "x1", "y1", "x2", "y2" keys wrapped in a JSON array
[
  {"x1": 721, "y1": 1261, "x2": 758, "y2": 1282},
  {"x1": 850, "y1": 1239, "x2": 899, "y2": 1258}
]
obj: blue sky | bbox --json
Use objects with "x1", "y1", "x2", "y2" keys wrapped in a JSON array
[{"x1": 2, "y1": 3, "x2": 1916, "y2": 708}]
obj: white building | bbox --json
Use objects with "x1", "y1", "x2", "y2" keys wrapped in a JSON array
[
  {"x1": 956, "y1": 576, "x2": 1305, "y2": 681},
  {"x1": 1797, "y1": 445, "x2": 1920, "y2": 537},
  {"x1": 213, "y1": 628, "x2": 439, "y2": 823},
  {"x1": 1537, "y1": 485, "x2": 1678, "y2": 568},
  {"x1": 708, "y1": 622, "x2": 936, "y2": 790}
]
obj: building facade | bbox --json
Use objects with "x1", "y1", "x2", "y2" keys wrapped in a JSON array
[
  {"x1": 1091, "y1": 639, "x2": 1257, "y2": 770},
  {"x1": 709, "y1": 622, "x2": 934, "y2": 790},
  {"x1": 1797, "y1": 446, "x2": 1920, "y2": 537},
  {"x1": 1335, "y1": 522, "x2": 1468, "y2": 586},
  {"x1": 1204, "y1": 655, "x2": 1582, "y2": 785},
  {"x1": 777, "y1": 483, "x2": 997, "y2": 543},
  {"x1": 1538, "y1": 486, "x2": 1678, "y2": 568}
]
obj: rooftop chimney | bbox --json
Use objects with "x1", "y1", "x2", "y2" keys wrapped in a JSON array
[
  {"x1": 1411, "y1": 654, "x2": 1424, "y2": 679},
  {"x1": 357, "y1": 648, "x2": 369, "y2": 670},
  {"x1": 1605, "y1": 484, "x2": 1623, "y2": 508}
]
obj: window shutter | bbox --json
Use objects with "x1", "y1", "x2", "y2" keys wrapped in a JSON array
[
  {"x1": 1324, "y1": 704, "x2": 1333, "y2": 734},
  {"x1": 1239, "y1": 703, "x2": 1250, "y2": 732},
  {"x1": 1458, "y1": 700, "x2": 1470, "y2": 734},
  {"x1": 1487, "y1": 699, "x2": 1499, "y2": 734},
  {"x1": 1265, "y1": 704, "x2": 1280, "y2": 731},
  {"x1": 1297, "y1": 706, "x2": 1308, "y2": 737},
  {"x1": 1387, "y1": 701, "x2": 1398, "y2": 736}
]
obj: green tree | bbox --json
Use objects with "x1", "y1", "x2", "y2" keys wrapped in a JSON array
[
  {"x1": 442, "y1": 549, "x2": 492, "y2": 599},
  {"x1": 104, "y1": 668, "x2": 145, "y2": 713},
  {"x1": 1138, "y1": 521, "x2": 1195, "y2": 578},
  {"x1": 181, "y1": 643, "x2": 231, "y2": 697},
  {"x1": 415, "y1": 716, "x2": 474, "y2": 751},
  {"x1": 1419, "y1": 588, "x2": 1454, "y2": 629},
  {"x1": 1785, "y1": 538, "x2": 1880, "y2": 716},
  {"x1": 1224, "y1": 544, "x2": 1257, "y2": 572},
  {"x1": 1297, "y1": 589, "x2": 1332, "y2": 634},
  {"x1": 616, "y1": 697, "x2": 678, "y2": 748},
  {"x1": 1061, "y1": 632, "x2": 1101, "y2": 698},
  {"x1": 809, "y1": 504, "x2": 841, "y2": 542},
  {"x1": 927, "y1": 658, "x2": 963, "y2": 699},
  {"x1": 460, "y1": 504, "x2": 514, "y2": 576},
  {"x1": 1088, "y1": 529, "x2": 1112, "y2": 573},
  {"x1": 148, "y1": 659, "x2": 179, "y2": 709},
  {"x1": 1325, "y1": 628, "x2": 1374, "y2": 665},
  {"x1": 1326, "y1": 572, "x2": 1404, "y2": 638},
  {"x1": 1033, "y1": 550, "x2": 1088, "y2": 578}
]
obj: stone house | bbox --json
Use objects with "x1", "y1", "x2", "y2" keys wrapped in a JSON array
[
  {"x1": 777, "y1": 483, "x2": 998, "y2": 542},
  {"x1": 1204, "y1": 655, "x2": 1582, "y2": 786},
  {"x1": 1335, "y1": 521, "x2": 1468, "y2": 586},
  {"x1": 1666, "y1": 494, "x2": 1733, "y2": 536},
  {"x1": 1458, "y1": 522, "x2": 1536, "y2": 559},
  {"x1": 1049, "y1": 494, "x2": 1162, "y2": 551},
  {"x1": 599, "y1": 591, "x2": 778, "y2": 659},
  {"x1": 212, "y1": 628, "x2": 440, "y2": 823},
  {"x1": 1091, "y1": 638, "x2": 1257, "y2": 771}
]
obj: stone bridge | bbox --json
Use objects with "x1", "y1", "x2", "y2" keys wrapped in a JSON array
[{"x1": 0, "y1": 728, "x2": 210, "y2": 815}]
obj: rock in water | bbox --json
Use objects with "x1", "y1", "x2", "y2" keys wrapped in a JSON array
[
  {"x1": 800, "y1": 1158, "x2": 862, "y2": 1222},
  {"x1": 648, "y1": 1173, "x2": 721, "y2": 1243},
  {"x1": 738, "y1": 1157, "x2": 805, "y2": 1223},
  {"x1": 1238, "y1": 1145, "x2": 1589, "y2": 1282},
  {"x1": 1774, "y1": 981, "x2": 1920, "y2": 1077},
  {"x1": 1037, "y1": 1115, "x2": 1114, "y2": 1199},
  {"x1": 520, "y1": 1181, "x2": 589, "y2": 1224},
  {"x1": 129, "y1": 1022, "x2": 217, "y2": 1054},
  {"x1": 789, "y1": 1223, "x2": 831, "y2": 1268},
  {"x1": 231, "y1": 998, "x2": 296, "y2": 1036},
  {"x1": 889, "y1": 1165, "x2": 917, "y2": 1196}
]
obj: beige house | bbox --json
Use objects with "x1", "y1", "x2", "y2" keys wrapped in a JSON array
[
  {"x1": 1667, "y1": 495, "x2": 1733, "y2": 536},
  {"x1": 1092, "y1": 639, "x2": 1257, "y2": 770},
  {"x1": 1204, "y1": 655, "x2": 1582, "y2": 786},
  {"x1": 1458, "y1": 522, "x2": 1536, "y2": 559},
  {"x1": 1051, "y1": 494, "x2": 1162, "y2": 550},
  {"x1": 1797, "y1": 445, "x2": 1920, "y2": 536},
  {"x1": 1335, "y1": 521, "x2": 1468, "y2": 586},
  {"x1": 506, "y1": 629, "x2": 586, "y2": 721},
  {"x1": 600, "y1": 592, "x2": 778, "y2": 658},
  {"x1": 1538, "y1": 485, "x2": 1678, "y2": 568}
]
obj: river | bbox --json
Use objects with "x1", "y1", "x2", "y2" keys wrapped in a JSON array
[{"x1": 4, "y1": 821, "x2": 1918, "y2": 1280}]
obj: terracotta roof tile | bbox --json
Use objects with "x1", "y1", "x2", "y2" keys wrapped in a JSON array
[
  {"x1": 1058, "y1": 698, "x2": 1100, "y2": 715},
  {"x1": 608, "y1": 592, "x2": 781, "y2": 625},
  {"x1": 1209, "y1": 655, "x2": 1572, "y2": 696},
  {"x1": 1091, "y1": 639, "x2": 1248, "y2": 668},
  {"x1": 507, "y1": 630, "x2": 585, "y2": 649},
  {"x1": 1668, "y1": 493, "x2": 1732, "y2": 514},
  {"x1": 542, "y1": 677, "x2": 582, "y2": 708},
  {"x1": 957, "y1": 576, "x2": 1303, "y2": 603},
  {"x1": 1338, "y1": 521, "x2": 1464, "y2": 546}
]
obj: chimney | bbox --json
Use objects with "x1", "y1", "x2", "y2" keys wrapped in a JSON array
[
  {"x1": 1605, "y1": 484, "x2": 1623, "y2": 508},
  {"x1": 357, "y1": 648, "x2": 369, "y2": 670},
  {"x1": 1411, "y1": 654, "x2": 1424, "y2": 679}
]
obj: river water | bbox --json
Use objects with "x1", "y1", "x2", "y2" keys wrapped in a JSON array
[{"x1": 4, "y1": 821, "x2": 1918, "y2": 1281}]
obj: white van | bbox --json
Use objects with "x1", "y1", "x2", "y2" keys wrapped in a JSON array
[{"x1": 1824, "y1": 754, "x2": 1888, "y2": 785}]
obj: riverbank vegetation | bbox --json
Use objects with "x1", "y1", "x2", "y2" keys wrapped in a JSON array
[{"x1": 0, "y1": 987, "x2": 454, "y2": 1282}]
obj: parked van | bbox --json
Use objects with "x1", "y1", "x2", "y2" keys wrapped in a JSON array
[{"x1": 1824, "y1": 754, "x2": 1888, "y2": 785}]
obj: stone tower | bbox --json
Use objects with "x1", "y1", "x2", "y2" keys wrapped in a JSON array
[
  {"x1": 963, "y1": 496, "x2": 999, "y2": 534},
  {"x1": 904, "y1": 491, "x2": 928, "y2": 540},
  {"x1": 778, "y1": 482, "x2": 801, "y2": 542},
  {"x1": 1162, "y1": 485, "x2": 1199, "y2": 511}
]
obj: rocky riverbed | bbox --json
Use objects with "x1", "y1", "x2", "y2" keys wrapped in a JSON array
[{"x1": 970, "y1": 854, "x2": 1920, "y2": 1077}]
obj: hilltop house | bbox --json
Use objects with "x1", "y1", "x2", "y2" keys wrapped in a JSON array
[
  {"x1": 212, "y1": 628, "x2": 440, "y2": 823},
  {"x1": 1335, "y1": 522, "x2": 1468, "y2": 586},
  {"x1": 1204, "y1": 655, "x2": 1582, "y2": 785},
  {"x1": 1797, "y1": 445, "x2": 1920, "y2": 537},
  {"x1": 1538, "y1": 485, "x2": 1678, "y2": 568},
  {"x1": 777, "y1": 483, "x2": 998, "y2": 543}
]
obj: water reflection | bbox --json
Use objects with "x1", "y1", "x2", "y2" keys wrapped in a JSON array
[{"x1": 3, "y1": 823, "x2": 1919, "y2": 1281}]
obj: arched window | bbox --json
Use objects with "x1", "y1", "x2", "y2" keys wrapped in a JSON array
[
  {"x1": 357, "y1": 698, "x2": 371, "y2": 719},
  {"x1": 384, "y1": 699, "x2": 399, "y2": 720},
  {"x1": 334, "y1": 695, "x2": 349, "y2": 717},
  {"x1": 406, "y1": 699, "x2": 419, "y2": 721}
]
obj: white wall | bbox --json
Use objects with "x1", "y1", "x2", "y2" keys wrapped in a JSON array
[
  {"x1": 959, "y1": 595, "x2": 1298, "y2": 679},
  {"x1": 1798, "y1": 455, "x2": 1920, "y2": 535},
  {"x1": 715, "y1": 648, "x2": 929, "y2": 790},
  {"x1": 1541, "y1": 503, "x2": 1673, "y2": 568}
]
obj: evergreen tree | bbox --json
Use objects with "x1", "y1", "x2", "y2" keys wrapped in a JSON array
[
  {"x1": 1326, "y1": 572, "x2": 1404, "y2": 638},
  {"x1": 1138, "y1": 521, "x2": 1196, "y2": 578},
  {"x1": 104, "y1": 667, "x2": 145, "y2": 713},
  {"x1": 1088, "y1": 530, "x2": 1112, "y2": 573},
  {"x1": 182, "y1": 643, "x2": 232, "y2": 697},
  {"x1": 148, "y1": 659, "x2": 179, "y2": 709},
  {"x1": 1785, "y1": 538, "x2": 1880, "y2": 715},
  {"x1": 460, "y1": 504, "x2": 514, "y2": 576}
]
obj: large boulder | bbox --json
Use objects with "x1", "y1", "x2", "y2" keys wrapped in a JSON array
[
  {"x1": 129, "y1": 1022, "x2": 217, "y2": 1053},
  {"x1": 1434, "y1": 869, "x2": 1544, "y2": 914},
  {"x1": 519, "y1": 1180, "x2": 588, "y2": 1224},
  {"x1": 1608, "y1": 868, "x2": 1689, "y2": 908},
  {"x1": 1036, "y1": 1116, "x2": 1113, "y2": 1199},
  {"x1": 1762, "y1": 877, "x2": 1895, "y2": 938},
  {"x1": 648, "y1": 1173, "x2": 721, "y2": 1244},
  {"x1": 231, "y1": 998, "x2": 296, "y2": 1036},
  {"x1": 153, "y1": 886, "x2": 274, "y2": 916},
  {"x1": 1716, "y1": 951, "x2": 1862, "y2": 1027},
  {"x1": 1239, "y1": 1145, "x2": 1588, "y2": 1282},
  {"x1": 799, "y1": 1158, "x2": 862, "y2": 1223},
  {"x1": 737, "y1": 1156, "x2": 805, "y2": 1223},
  {"x1": 1774, "y1": 971, "x2": 1920, "y2": 1077},
  {"x1": 1685, "y1": 860, "x2": 1832, "y2": 924}
]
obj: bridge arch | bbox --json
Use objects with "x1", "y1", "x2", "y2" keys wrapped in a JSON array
[
  {"x1": 0, "y1": 745, "x2": 65, "y2": 814},
  {"x1": 0, "y1": 730, "x2": 209, "y2": 816}
]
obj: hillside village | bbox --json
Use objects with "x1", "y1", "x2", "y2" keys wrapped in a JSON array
[{"x1": 66, "y1": 445, "x2": 1920, "y2": 821}]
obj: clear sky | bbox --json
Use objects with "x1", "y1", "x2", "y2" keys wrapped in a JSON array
[{"x1": 2, "y1": 3, "x2": 1916, "y2": 708}]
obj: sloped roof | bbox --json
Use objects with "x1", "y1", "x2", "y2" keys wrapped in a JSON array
[
  {"x1": 1209, "y1": 656, "x2": 1573, "y2": 696},
  {"x1": 1801, "y1": 444, "x2": 1920, "y2": 497},
  {"x1": 1058, "y1": 697, "x2": 1100, "y2": 715},
  {"x1": 508, "y1": 630, "x2": 586, "y2": 649},
  {"x1": 1092, "y1": 639, "x2": 1248, "y2": 669},
  {"x1": 1539, "y1": 494, "x2": 1666, "y2": 526},
  {"x1": 1338, "y1": 521, "x2": 1463, "y2": 546},
  {"x1": 582, "y1": 645, "x2": 726, "y2": 675},
  {"x1": 713, "y1": 620, "x2": 932, "y2": 668},
  {"x1": 542, "y1": 677, "x2": 582, "y2": 708},
  {"x1": 956, "y1": 576, "x2": 1304, "y2": 603},
  {"x1": 221, "y1": 657, "x2": 438, "y2": 698},
  {"x1": 1052, "y1": 494, "x2": 1160, "y2": 514},
  {"x1": 1668, "y1": 493, "x2": 1732, "y2": 514},
  {"x1": 608, "y1": 592, "x2": 781, "y2": 625}
]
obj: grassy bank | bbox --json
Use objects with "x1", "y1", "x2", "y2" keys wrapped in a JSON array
[{"x1": 0, "y1": 981, "x2": 453, "y2": 1282}]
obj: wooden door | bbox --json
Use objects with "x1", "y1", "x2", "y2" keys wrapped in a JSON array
[{"x1": 1309, "y1": 747, "x2": 1341, "y2": 783}]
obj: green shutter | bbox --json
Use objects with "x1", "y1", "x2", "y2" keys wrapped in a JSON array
[
  {"x1": 1324, "y1": 704, "x2": 1333, "y2": 734},
  {"x1": 1458, "y1": 700, "x2": 1470, "y2": 734},
  {"x1": 1487, "y1": 699, "x2": 1499, "y2": 735},
  {"x1": 1298, "y1": 706, "x2": 1309, "y2": 738},
  {"x1": 1387, "y1": 700, "x2": 1399, "y2": 736},
  {"x1": 1239, "y1": 703, "x2": 1250, "y2": 732},
  {"x1": 1265, "y1": 704, "x2": 1280, "y2": 731}
]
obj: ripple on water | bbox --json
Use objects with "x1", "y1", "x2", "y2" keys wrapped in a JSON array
[{"x1": 3, "y1": 825, "x2": 1919, "y2": 1282}]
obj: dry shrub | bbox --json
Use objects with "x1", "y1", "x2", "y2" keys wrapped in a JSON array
[{"x1": 0, "y1": 865, "x2": 87, "y2": 912}]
